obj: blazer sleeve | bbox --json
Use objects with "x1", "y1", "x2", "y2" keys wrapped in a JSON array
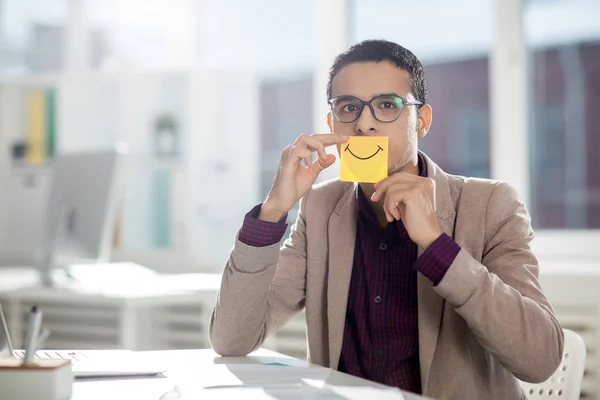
[
  {"x1": 433, "y1": 181, "x2": 564, "y2": 383},
  {"x1": 209, "y1": 192, "x2": 310, "y2": 356}
]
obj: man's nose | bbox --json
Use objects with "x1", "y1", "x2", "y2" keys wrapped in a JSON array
[{"x1": 355, "y1": 105, "x2": 377, "y2": 135}]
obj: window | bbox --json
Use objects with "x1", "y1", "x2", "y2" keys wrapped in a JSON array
[
  {"x1": 85, "y1": 0, "x2": 198, "y2": 70},
  {"x1": 260, "y1": 76, "x2": 313, "y2": 199},
  {"x1": 525, "y1": 0, "x2": 600, "y2": 229},
  {"x1": 349, "y1": 0, "x2": 493, "y2": 178}
]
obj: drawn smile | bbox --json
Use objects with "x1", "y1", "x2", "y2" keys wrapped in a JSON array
[{"x1": 344, "y1": 144, "x2": 384, "y2": 160}]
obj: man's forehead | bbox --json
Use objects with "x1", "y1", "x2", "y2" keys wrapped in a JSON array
[{"x1": 330, "y1": 61, "x2": 412, "y2": 99}]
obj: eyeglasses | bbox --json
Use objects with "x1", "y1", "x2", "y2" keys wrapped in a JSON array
[{"x1": 328, "y1": 94, "x2": 422, "y2": 123}]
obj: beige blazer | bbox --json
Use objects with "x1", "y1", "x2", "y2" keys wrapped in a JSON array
[{"x1": 209, "y1": 152, "x2": 564, "y2": 399}]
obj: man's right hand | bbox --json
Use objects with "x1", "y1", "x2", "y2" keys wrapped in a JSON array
[{"x1": 259, "y1": 133, "x2": 348, "y2": 222}]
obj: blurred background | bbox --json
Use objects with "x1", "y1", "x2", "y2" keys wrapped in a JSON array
[{"x1": 0, "y1": 0, "x2": 599, "y2": 397}]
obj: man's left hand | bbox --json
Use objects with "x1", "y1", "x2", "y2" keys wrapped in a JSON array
[{"x1": 372, "y1": 173, "x2": 442, "y2": 249}]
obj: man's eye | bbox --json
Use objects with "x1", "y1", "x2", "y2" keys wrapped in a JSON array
[
  {"x1": 342, "y1": 104, "x2": 358, "y2": 112},
  {"x1": 379, "y1": 101, "x2": 397, "y2": 109}
]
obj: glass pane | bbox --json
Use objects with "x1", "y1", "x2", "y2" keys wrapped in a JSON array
[
  {"x1": 525, "y1": 0, "x2": 600, "y2": 229},
  {"x1": 196, "y1": 0, "x2": 316, "y2": 200},
  {"x1": 85, "y1": 0, "x2": 198, "y2": 70},
  {"x1": 349, "y1": 0, "x2": 493, "y2": 178},
  {"x1": 198, "y1": 0, "x2": 316, "y2": 74},
  {"x1": 0, "y1": 0, "x2": 68, "y2": 76}
]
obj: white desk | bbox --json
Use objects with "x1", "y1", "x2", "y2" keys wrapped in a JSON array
[
  {"x1": 71, "y1": 348, "x2": 431, "y2": 399},
  {"x1": 0, "y1": 267, "x2": 221, "y2": 350},
  {"x1": 0, "y1": 267, "x2": 304, "y2": 357}
]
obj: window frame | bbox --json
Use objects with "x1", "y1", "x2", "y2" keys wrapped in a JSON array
[{"x1": 326, "y1": 0, "x2": 600, "y2": 260}]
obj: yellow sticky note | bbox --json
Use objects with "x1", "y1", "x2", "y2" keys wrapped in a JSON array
[{"x1": 340, "y1": 136, "x2": 388, "y2": 183}]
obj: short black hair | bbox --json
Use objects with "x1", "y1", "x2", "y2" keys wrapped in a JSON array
[{"x1": 326, "y1": 39, "x2": 427, "y2": 106}]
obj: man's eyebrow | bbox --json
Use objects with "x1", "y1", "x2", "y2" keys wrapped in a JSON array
[
  {"x1": 372, "y1": 92, "x2": 401, "y2": 98},
  {"x1": 334, "y1": 92, "x2": 402, "y2": 100}
]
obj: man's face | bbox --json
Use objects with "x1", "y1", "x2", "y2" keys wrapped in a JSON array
[{"x1": 329, "y1": 61, "x2": 427, "y2": 175}]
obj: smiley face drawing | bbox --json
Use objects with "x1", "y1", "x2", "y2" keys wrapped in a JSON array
[{"x1": 340, "y1": 136, "x2": 388, "y2": 183}]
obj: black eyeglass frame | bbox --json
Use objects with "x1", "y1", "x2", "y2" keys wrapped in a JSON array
[{"x1": 328, "y1": 94, "x2": 423, "y2": 123}]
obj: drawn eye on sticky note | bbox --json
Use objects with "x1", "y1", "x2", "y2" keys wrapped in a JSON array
[{"x1": 340, "y1": 136, "x2": 388, "y2": 183}]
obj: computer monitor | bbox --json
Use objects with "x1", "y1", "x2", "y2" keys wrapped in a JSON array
[{"x1": 38, "y1": 149, "x2": 125, "y2": 286}]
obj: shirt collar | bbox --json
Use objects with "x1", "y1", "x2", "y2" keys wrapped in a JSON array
[{"x1": 417, "y1": 152, "x2": 428, "y2": 178}]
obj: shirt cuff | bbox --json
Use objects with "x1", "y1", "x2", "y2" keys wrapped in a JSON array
[
  {"x1": 238, "y1": 204, "x2": 288, "y2": 247},
  {"x1": 414, "y1": 233, "x2": 461, "y2": 286}
]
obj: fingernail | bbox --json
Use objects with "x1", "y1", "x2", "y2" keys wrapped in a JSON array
[{"x1": 340, "y1": 134, "x2": 348, "y2": 140}]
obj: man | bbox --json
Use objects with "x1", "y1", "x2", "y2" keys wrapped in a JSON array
[{"x1": 209, "y1": 39, "x2": 563, "y2": 399}]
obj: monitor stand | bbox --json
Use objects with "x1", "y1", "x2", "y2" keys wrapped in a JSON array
[
  {"x1": 38, "y1": 205, "x2": 77, "y2": 288},
  {"x1": 38, "y1": 263, "x2": 72, "y2": 288}
]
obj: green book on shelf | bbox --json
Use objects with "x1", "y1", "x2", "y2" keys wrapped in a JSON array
[{"x1": 46, "y1": 89, "x2": 56, "y2": 159}]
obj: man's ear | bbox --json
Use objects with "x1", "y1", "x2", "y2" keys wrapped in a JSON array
[
  {"x1": 327, "y1": 113, "x2": 333, "y2": 132},
  {"x1": 417, "y1": 104, "x2": 432, "y2": 139}
]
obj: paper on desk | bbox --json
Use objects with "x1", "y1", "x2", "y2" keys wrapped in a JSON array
[
  {"x1": 164, "y1": 365, "x2": 411, "y2": 399},
  {"x1": 169, "y1": 364, "x2": 332, "y2": 387},
  {"x1": 72, "y1": 365, "x2": 414, "y2": 400},
  {"x1": 74, "y1": 379, "x2": 409, "y2": 400},
  {"x1": 164, "y1": 386, "x2": 409, "y2": 399}
]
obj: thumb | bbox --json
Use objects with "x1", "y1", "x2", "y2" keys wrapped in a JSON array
[{"x1": 309, "y1": 154, "x2": 336, "y2": 175}]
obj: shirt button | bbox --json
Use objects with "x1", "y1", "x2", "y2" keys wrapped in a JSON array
[
  {"x1": 379, "y1": 243, "x2": 387, "y2": 251},
  {"x1": 377, "y1": 349, "x2": 384, "y2": 357},
  {"x1": 374, "y1": 296, "x2": 382, "y2": 304}
]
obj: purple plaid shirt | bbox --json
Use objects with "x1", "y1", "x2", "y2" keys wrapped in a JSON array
[{"x1": 238, "y1": 155, "x2": 461, "y2": 393}]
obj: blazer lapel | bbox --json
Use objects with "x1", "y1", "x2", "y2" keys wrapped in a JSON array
[
  {"x1": 327, "y1": 184, "x2": 358, "y2": 369},
  {"x1": 417, "y1": 152, "x2": 457, "y2": 392}
]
